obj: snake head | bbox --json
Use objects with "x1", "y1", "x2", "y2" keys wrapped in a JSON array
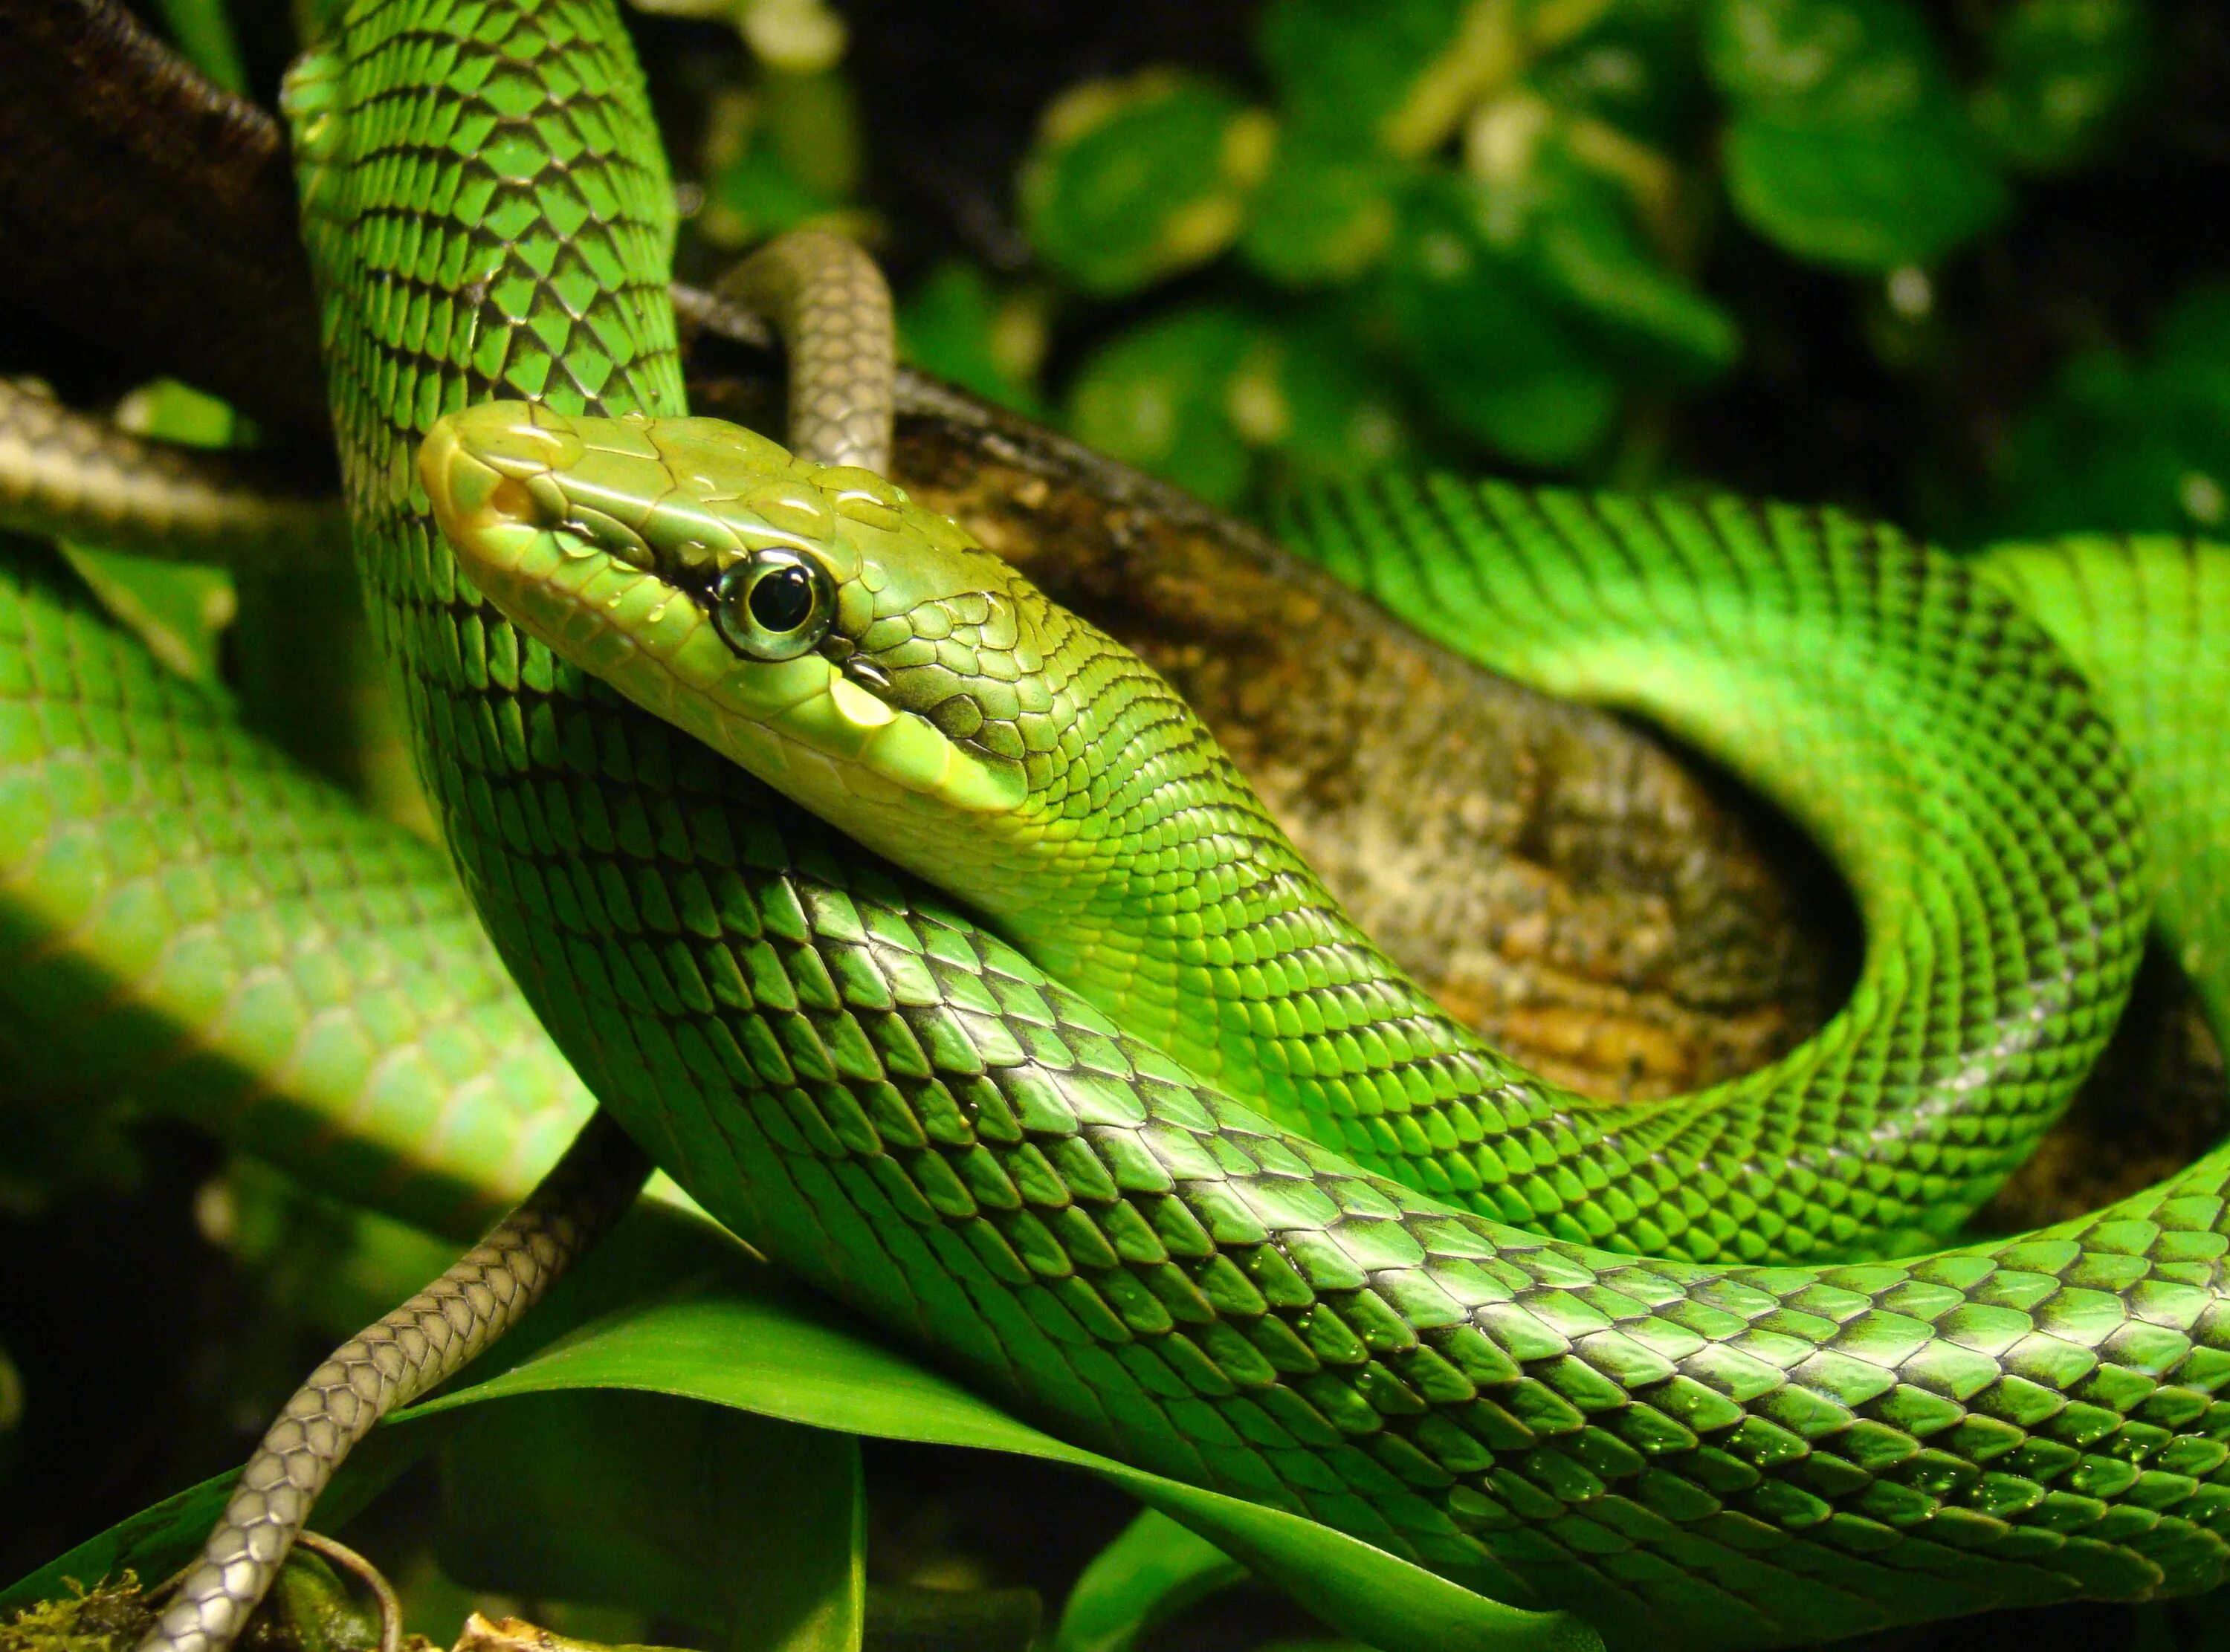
[{"x1": 421, "y1": 402, "x2": 1052, "y2": 843}]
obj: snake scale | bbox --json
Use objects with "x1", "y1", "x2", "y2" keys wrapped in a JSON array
[{"x1": 1, "y1": 0, "x2": 2226, "y2": 1645}]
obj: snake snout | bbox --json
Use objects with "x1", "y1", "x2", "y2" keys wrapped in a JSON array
[{"x1": 421, "y1": 404, "x2": 584, "y2": 571}]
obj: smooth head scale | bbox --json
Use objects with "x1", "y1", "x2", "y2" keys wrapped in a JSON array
[{"x1": 418, "y1": 401, "x2": 1090, "y2": 869}]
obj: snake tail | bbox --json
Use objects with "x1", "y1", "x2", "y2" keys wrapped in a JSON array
[
  {"x1": 141, "y1": 1112, "x2": 649, "y2": 1652},
  {"x1": 0, "y1": 377, "x2": 346, "y2": 566},
  {"x1": 719, "y1": 229, "x2": 896, "y2": 477}
]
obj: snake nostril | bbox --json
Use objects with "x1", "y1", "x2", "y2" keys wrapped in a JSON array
[{"x1": 485, "y1": 478, "x2": 536, "y2": 522}]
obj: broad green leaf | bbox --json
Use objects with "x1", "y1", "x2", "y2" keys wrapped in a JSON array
[
  {"x1": 1530, "y1": 0, "x2": 1710, "y2": 145},
  {"x1": 1707, "y1": 0, "x2": 2008, "y2": 271},
  {"x1": 1243, "y1": 310, "x2": 1415, "y2": 487},
  {"x1": 1019, "y1": 73, "x2": 1275, "y2": 297},
  {"x1": 1053, "y1": 1510, "x2": 1245, "y2": 1652},
  {"x1": 1705, "y1": 0, "x2": 1943, "y2": 123},
  {"x1": 1520, "y1": 161, "x2": 1736, "y2": 380},
  {"x1": 59, "y1": 546, "x2": 234, "y2": 687},
  {"x1": 1974, "y1": 281, "x2": 2230, "y2": 542},
  {"x1": 1239, "y1": 130, "x2": 1406, "y2": 286},
  {"x1": 0, "y1": 1202, "x2": 743, "y2": 1615},
  {"x1": 1719, "y1": 106, "x2": 2008, "y2": 271},
  {"x1": 1382, "y1": 178, "x2": 1621, "y2": 464},
  {"x1": 8, "y1": 1257, "x2": 1596, "y2": 1652},
  {"x1": 1255, "y1": 0, "x2": 1607, "y2": 159},
  {"x1": 1971, "y1": 0, "x2": 2154, "y2": 173},
  {"x1": 409, "y1": 1283, "x2": 1600, "y2": 1652},
  {"x1": 761, "y1": 70, "x2": 864, "y2": 201},
  {"x1": 439, "y1": 1393, "x2": 863, "y2": 1652},
  {"x1": 698, "y1": 76, "x2": 862, "y2": 251},
  {"x1": 702, "y1": 143, "x2": 841, "y2": 250},
  {"x1": 898, "y1": 263, "x2": 1047, "y2": 417},
  {"x1": 1065, "y1": 308, "x2": 1260, "y2": 505},
  {"x1": 1258, "y1": 0, "x2": 1463, "y2": 155},
  {"x1": 151, "y1": 0, "x2": 247, "y2": 93},
  {"x1": 1460, "y1": 100, "x2": 1734, "y2": 380}
]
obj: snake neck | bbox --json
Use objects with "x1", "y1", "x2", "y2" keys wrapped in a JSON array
[{"x1": 947, "y1": 589, "x2": 1579, "y2": 1172}]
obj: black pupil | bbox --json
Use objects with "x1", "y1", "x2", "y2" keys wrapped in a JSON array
[{"x1": 747, "y1": 564, "x2": 816, "y2": 632}]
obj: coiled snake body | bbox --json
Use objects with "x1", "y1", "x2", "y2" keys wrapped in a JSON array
[{"x1": 4, "y1": 0, "x2": 2227, "y2": 1647}]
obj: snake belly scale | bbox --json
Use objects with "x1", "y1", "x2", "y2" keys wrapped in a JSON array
[{"x1": 1, "y1": 0, "x2": 2223, "y2": 1646}]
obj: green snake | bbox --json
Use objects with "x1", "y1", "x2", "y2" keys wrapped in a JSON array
[{"x1": 1, "y1": 0, "x2": 2226, "y2": 1643}]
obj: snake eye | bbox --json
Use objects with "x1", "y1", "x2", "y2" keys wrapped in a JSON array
[{"x1": 711, "y1": 547, "x2": 836, "y2": 660}]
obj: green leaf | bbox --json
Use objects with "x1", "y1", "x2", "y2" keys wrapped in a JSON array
[
  {"x1": 1977, "y1": 280, "x2": 2230, "y2": 542},
  {"x1": 702, "y1": 138, "x2": 841, "y2": 250},
  {"x1": 9, "y1": 1263, "x2": 1597, "y2": 1652},
  {"x1": 1520, "y1": 160, "x2": 1737, "y2": 380},
  {"x1": 1530, "y1": 0, "x2": 1710, "y2": 146},
  {"x1": 1064, "y1": 308, "x2": 1260, "y2": 504},
  {"x1": 1053, "y1": 1511, "x2": 1245, "y2": 1652},
  {"x1": 56, "y1": 547, "x2": 234, "y2": 686},
  {"x1": 1381, "y1": 177, "x2": 1623, "y2": 464},
  {"x1": 1719, "y1": 106, "x2": 2008, "y2": 270},
  {"x1": 1707, "y1": 0, "x2": 1942, "y2": 122},
  {"x1": 698, "y1": 74, "x2": 863, "y2": 253},
  {"x1": 1458, "y1": 100, "x2": 1736, "y2": 382},
  {"x1": 1020, "y1": 73, "x2": 1276, "y2": 297},
  {"x1": 1239, "y1": 130, "x2": 1406, "y2": 286},
  {"x1": 410, "y1": 1283, "x2": 1599, "y2": 1652},
  {"x1": 1971, "y1": 0, "x2": 2154, "y2": 173},
  {"x1": 150, "y1": 0, "x2": 247, "y2": 93},
  {"x1": 759, "y1": 70, "x2": 864, "y2": 201},
  {"x1": 1255, "y1": 0, "x2": 1476, "y2": 156},
  {"x1": 1241, "y1": 309, "x2": 1415, "y2": 487},
  {"x1": 1255, "y1": 0, "x2": 1598, "y2": 159},
  {"x1": 897, "y1": 263, "x2": 1046, "y2": 417},
  {"x1": 439, "y1": 1393, "x2": 863, "y2": 1652},
  {"x1": 1707, "y1": 0, "x2": 2009, "y2": 271}
]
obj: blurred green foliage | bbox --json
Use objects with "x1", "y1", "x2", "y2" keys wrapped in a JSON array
[
  {"x1": 1983, "y1": 280, "x2": 2230, "y2": 540},
  {"x1": 988, "y1": 0, "x2": 2156, "y2": 507},
  {"x1": 660, "y1": 0, "x2": 2214, "y2": 538},
  {"x1": 847, "y1": 0, "x2": 2205, "y2": 538}
]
